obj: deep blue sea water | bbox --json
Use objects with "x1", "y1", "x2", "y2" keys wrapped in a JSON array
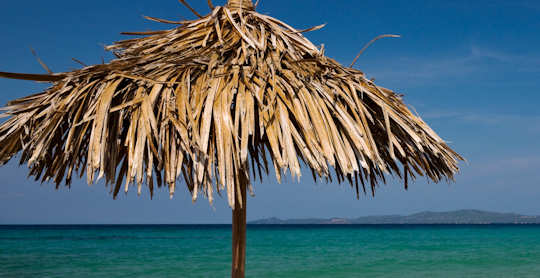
[{"x1": 1, "y1": 225, "x2": 540, "y2": 277}]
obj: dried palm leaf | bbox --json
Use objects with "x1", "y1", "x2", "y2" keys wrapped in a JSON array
[{"x1": 0, "y1": 0, "x2": 462, "y2": 209}]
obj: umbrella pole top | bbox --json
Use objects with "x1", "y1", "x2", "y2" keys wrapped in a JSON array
[{"x1": 227, "y1": 0, "x2": 254, "y2": 11}]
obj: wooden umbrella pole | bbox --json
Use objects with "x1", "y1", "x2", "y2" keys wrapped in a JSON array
[{"x1": 231, "y1": 178, "x2": 247, "y2": 278}]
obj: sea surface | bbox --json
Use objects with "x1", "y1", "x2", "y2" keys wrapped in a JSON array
[{"x1": 1, "y1": 225, "x2": 540, "y2": 277}]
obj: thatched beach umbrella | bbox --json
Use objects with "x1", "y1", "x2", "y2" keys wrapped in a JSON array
[{"x1": 0, "y1": 0, "x2": 462, "y2": 277}]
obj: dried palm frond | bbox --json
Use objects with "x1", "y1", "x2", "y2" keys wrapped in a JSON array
[{"x1": 0, "y1": 1, "x2": 462, "y2": 208}]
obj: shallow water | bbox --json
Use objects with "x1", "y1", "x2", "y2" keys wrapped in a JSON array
[{"x1": 1, "y1": 225, "x2": 540, "y2": 277}]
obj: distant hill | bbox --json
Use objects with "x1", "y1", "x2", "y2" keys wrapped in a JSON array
[{"x1": 249, "y1": 210, "x2": 540, "y2": 225}]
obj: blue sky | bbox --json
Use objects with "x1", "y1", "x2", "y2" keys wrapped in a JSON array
[{"x1": 0, "y1": 0, "x2": 539, "y2": 224}]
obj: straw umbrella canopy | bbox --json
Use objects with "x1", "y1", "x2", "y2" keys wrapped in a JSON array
[{"x1": 0, "y1": 0, "x2": 462, "y2": 277}]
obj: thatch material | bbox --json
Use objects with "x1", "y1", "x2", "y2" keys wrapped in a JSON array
[{"x1": 0, "y1": 1, "x2": 462, "y2": 208}]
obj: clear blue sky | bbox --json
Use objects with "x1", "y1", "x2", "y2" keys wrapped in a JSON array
[{"x1": 0, "y1": 0, "x2": 539, "y2": 224}]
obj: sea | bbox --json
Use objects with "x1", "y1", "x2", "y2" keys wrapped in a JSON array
[{"x1": 1, "y1": 225, "x2": 539, "y2": 277}]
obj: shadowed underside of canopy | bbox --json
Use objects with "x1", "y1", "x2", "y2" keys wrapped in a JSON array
[{"x1": 0, "y1": 0, "x2": 462, "y2": 209}]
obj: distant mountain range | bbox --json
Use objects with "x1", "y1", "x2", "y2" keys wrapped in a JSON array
[{"x1": 249, "y1": 210, "x2": 540, "y2": 225}]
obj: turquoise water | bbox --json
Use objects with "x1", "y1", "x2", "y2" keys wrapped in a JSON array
[{"x1": 1, "y1": 225, "x2": 540, "y2": 277}]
